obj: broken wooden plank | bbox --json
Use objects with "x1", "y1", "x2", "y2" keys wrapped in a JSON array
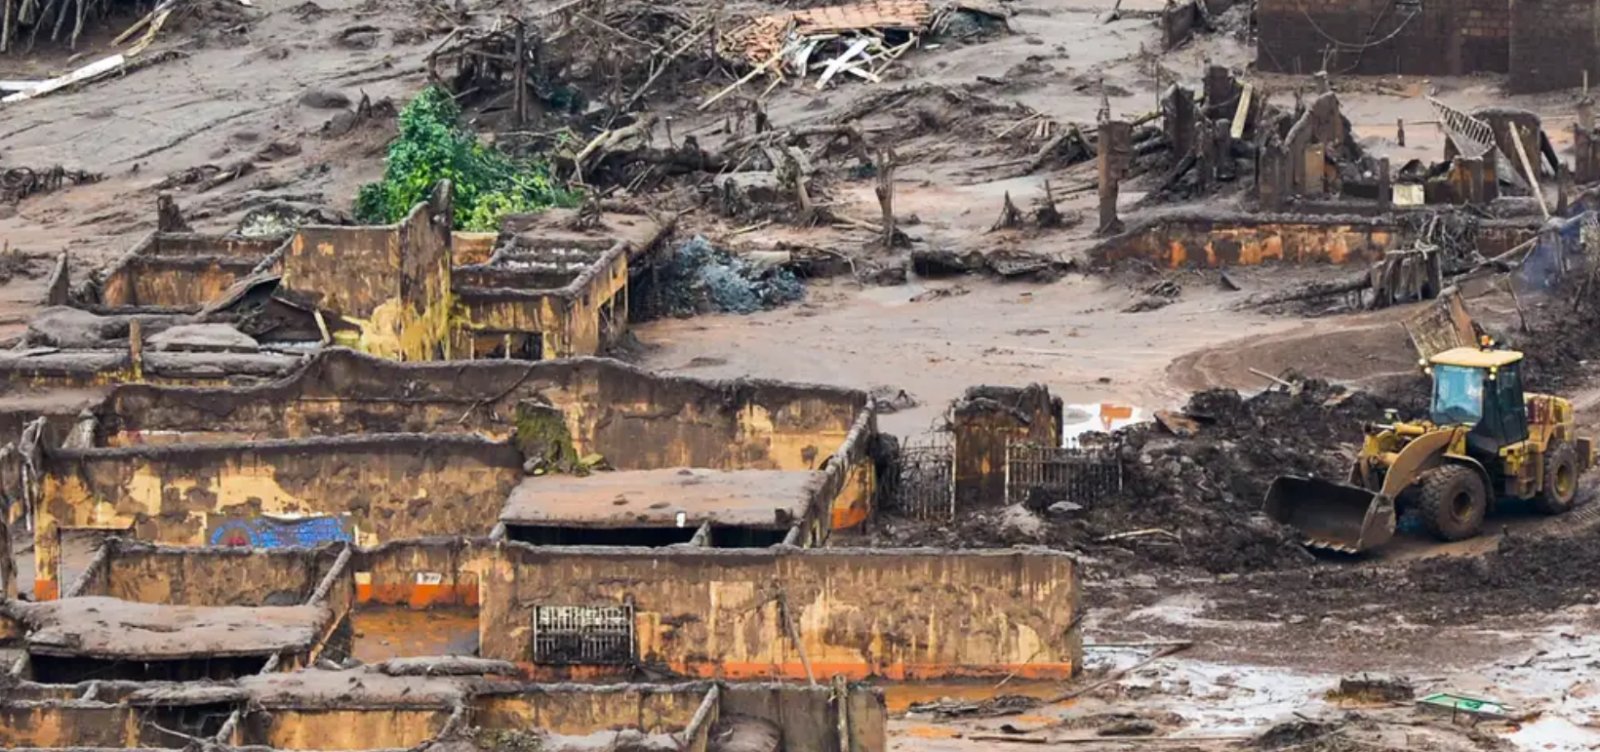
[
  {"x1": 816, "y1": 37, "x2": 874, "y2": 89},
  {"x1": 1229, "y1": 82, "x2": 1252, "y2": 139},
  {"x1": 1511, "y1": 125, "x2": 1551, "y2": 220},
  {"x1": 700, "y1": 46, "x2": 787, "y2": 110},
  {"x1": 2, "y1": 54, "x2": 126, "y2": 104}
]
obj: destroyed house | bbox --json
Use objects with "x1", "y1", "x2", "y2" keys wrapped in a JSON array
[
  {"x1": 1257, "y1": 0, "x2": 1599, "y2": 93},
  {"x1": 27, "y1": 348, "x2": 877, "y2": 597},
  {"x1": 0, "y1": 186, "x2": 668, "y2": 397},
  {"x1": 0, "y1": 673, "x2": 887, "y2": 751},
  {"x1": 1, "y1": 539, "x2": 353, "y2": 681},
  {"x1": 451, "y1": 233, "x2": 629, "y2": 361},
  {"x1": 5, "y1": 347, "x2": 1088, "y2": 683},
  {"x1": 73, "y1": 230, "x2": 281, "y2": 314}
]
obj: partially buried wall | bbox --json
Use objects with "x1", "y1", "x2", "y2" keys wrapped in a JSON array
[
  {"x1": 452, "y1": 238, "x2": 630, "y2": 360},
  {"x1": 279, "y1": 184, "x2": 453, "y2": 361},
  {"x1": 33, "y1": 435, "x2": 521, "y2": 597},
  {"x1": 0, "y1": 680, "x2": 885, "y2": 752},
  {"x1": 1090, "y1": 212, "x2": 1539, "y2": 268},
  {"x1": 97, "y1": 350, "x2": 870, "y2": 473},
  {"x1": 94, "y1": 350, "x2": 877, "y2": 528},
  {"x1": 96, "y1": 233, "x2": 283, "y2": 311},
  {"x1": 480, "y1": 545, "x2": 1081, "y2": 681},
  {"x1": 72, "y1": 538, "x2": 344, "y2": 606},
  {"x1": 1257, "y1": 0, "x2": 1510, "y2": 77}
]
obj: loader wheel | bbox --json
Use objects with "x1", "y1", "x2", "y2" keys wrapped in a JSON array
[
  {"x1": 1417, "y1": 465, "x2": 1487, "y2": 542},
  {"x1": 1536, "y1": 444, "x2": 1580, "y2": 515}
]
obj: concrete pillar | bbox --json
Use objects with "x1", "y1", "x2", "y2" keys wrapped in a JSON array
[
  {"x1": 0, "y1": 517, "x2": 14, "y2": 601},
  {"x1": 1162, "y1": 85, "x2": 1197, "y2": 159},
  {"x1": 1558, "y1": 163, "x2": 1572, "y2": 215},
  {"x1": 1097, "y1": 120, "x2": 1132, "y2": 235},
  {"x1": 1576, "y1": 99, "x2": 1598, "y2": 183},
  {"x1": 1258, "y1": 138, "x2": 1288, "y2": 211},
  {"x1": 1378, "y1": 158, "x2": 1392, "y2": 210},
  {"x1": 1195, "y1": 118, "x2": 1216, "y2": 191},
  {"x1": 1204, "y1": 64, "x2": 1235, "y2": 114},
  {"x1": 1213, "y1": 118, "x2": 1235, "y2": 182},
  {"x1": 1455, "y1": 157, "x2": 1487, "y2": 206}
]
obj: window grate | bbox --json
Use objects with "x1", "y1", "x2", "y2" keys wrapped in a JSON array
[{"x1": 531, "y1": 604, "x2": 635, "y2": 665}]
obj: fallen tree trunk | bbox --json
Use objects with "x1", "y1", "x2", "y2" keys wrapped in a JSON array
[{"x1": 1247, "y1": 273, "x2": 1370, "y2": 307}]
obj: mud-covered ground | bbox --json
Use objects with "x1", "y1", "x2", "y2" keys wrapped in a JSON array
[{"x1": 8, "y1": 0, "x2": 1600, "y2": 750}]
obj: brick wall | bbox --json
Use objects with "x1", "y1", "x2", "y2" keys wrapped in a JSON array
[
  {"x1": 1510, "y1": 0, "x2": 1600, "y2": 92},
  {"x1": 1258, "y1": 0, "x2": 1509, "y2": 76}
]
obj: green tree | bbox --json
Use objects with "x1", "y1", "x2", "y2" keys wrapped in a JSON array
[{"x1": 355, "y1": 87, "x2": 578, "y2": 231}]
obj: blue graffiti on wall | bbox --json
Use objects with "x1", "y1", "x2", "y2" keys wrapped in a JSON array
[{"x1": 209, "y1": 516, "x2": 353, "y2": 548}]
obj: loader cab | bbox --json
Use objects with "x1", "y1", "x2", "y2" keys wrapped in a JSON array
[{"x1": 1428, "y1": 347, "x2": 1529, "y2": 454}]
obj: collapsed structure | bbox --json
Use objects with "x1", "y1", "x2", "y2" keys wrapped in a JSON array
[
  {"x1": 1257, "y1": 0, "x2": 1598, "y2": 93},
  {"x1": 12, "y1": 184, "x2": 664, "y2": 389},
  {"x1": 0, "y1": 339, "x2": 1081, "y2": 750}
]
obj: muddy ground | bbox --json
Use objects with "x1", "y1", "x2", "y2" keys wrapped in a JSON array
[{"x1": 8, "y1": 0, "x2": 1600, "y2": 749}]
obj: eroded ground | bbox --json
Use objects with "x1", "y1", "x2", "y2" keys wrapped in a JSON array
[{"x1": 6, "y1": 0, "x2": 1600, "y2": 749}]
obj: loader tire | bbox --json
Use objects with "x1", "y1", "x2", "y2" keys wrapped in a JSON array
[
  {"x1": 1417, "y1": 465, "x2": 1487, "y2": 542},
  {"x1": 1536, "y1": 444, "x2": 1580, "y2": 515}
]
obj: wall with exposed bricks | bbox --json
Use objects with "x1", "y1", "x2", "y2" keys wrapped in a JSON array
[
  {"x1": 1510, "y1": 0, "x2": 1600, "y2": 93},
  {"x1": 1089, "y1": 213, "x2": 1540, "y2": 269},
  {"x1": 1258, "y1": 0, "x2": 1509, "y2": 77}
]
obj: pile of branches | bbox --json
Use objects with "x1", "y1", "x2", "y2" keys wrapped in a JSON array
[
  {"x1": 0, "y1": 165, "x2": 101, "y2": 203},
  {"x1": 426, "y1": 0, "x2": 716, "y2": 130}
]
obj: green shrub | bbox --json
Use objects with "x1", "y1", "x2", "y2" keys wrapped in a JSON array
[{"x1": 355, "y1": 87, "x2": 578, "y2": 231}]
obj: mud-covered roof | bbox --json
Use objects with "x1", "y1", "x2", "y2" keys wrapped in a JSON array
[
  {"x1": 237, "y1": 665, "x2": 478, "y2": 708},
  {"x1": 499, "y1": 468, "x2": 823, "y2": 529},
  {"x1": 11, "y1": 597, "x2": 327, "y2": 659}
]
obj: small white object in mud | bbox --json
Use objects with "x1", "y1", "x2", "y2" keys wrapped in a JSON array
[{"x1": 999, "y1": 503, "x2": 1046, "y2": 539}]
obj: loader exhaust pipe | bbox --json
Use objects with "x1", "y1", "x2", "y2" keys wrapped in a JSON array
[{"x1": 1264, "y1": 476, "x2": 1397, "y2": 553}]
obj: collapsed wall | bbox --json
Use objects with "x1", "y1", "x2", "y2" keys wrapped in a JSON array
[
  {"x1": 29, "y1": 349, "x2": 878, "y2": 596},
  {"x1": 480, "y1": 544, "x2": 1081, "y2": 681},
  {"x1": 1090, "y1": 211, "x2": 1539, "y2": 269},
  {"x1": 4, "y1": 540, "x2": 354, "y2": 680},
  {"x1": 0, "y1": 677, "x2": 887, "y2": 752}
]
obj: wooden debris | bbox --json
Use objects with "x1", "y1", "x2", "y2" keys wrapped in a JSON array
[
  {"x1": 875, "y1": 147, "x2": 902, "y2": 248},
  {"x1": 991, "y1": 191, "x2": 1024, "y2": 231}
]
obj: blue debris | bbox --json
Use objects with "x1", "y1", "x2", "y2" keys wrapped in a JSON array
[{"x1": 658, "y1": 236, "x2": 804, "y2": 316}]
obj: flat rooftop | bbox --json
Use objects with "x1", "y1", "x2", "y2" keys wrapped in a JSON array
[
  {"x1": 499, "y1": 468, "x2": 824, "y2": 529},
  {"x1": 12, "y1": 597, "x2": 325, "y2": 659}
]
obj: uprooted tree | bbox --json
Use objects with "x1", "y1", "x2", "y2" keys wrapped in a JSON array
[{"x1": 354, "y1": 87, "x2": 580, "y2": 231}]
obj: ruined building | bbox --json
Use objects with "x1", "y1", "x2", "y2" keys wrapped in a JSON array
[{"x1": 1257, "y1": 0, "x2": 1600, "y2": 93}]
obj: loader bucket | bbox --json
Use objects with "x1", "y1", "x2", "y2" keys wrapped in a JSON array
[{"x1": 1263, "y1": 476, "x2": 1397, "y2": 553}]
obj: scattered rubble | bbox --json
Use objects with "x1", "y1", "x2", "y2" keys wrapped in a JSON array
[{"x1": 648, "y1": 236, "x2": 805, "y2": 316}]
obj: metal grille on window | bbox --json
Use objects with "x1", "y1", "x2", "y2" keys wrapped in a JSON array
[
  {"x1": 1004, "y1": 441, "x2": 1123, "y2": 507},
  {"x1": 532, "y1": 605, "x2": 635, "y2": 665}
]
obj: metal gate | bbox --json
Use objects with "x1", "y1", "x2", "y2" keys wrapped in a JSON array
[
  {"x1": 1004, "y1": 442, "x2": 1122, "y2": 507},
  {"x1": 531, "y1": 604, "x2": 635, "y2": 665},
  {"x1": 885, "y1": 433, "x2": 955, "y2": 521}
]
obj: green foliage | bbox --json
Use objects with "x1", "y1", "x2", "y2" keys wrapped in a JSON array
[{"x1": 355, "y1": 87, "x2": 579, "y2": 230}]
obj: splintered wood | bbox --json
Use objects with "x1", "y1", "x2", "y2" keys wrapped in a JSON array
[
  {"x1": 718, "y1": 0, "x2": 933, "y2": 67},
  {"x1": 705, "y1": 0, "x2": 940, "y2": 104}
]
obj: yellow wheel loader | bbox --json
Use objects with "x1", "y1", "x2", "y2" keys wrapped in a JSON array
[{"x1": 1265, "y1": 346, "x2": 1595, "y2": 553}]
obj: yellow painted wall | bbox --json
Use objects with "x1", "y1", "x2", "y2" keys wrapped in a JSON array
[{"x1": 481, "y1": 547, "x2": 1081, "y2": 681}]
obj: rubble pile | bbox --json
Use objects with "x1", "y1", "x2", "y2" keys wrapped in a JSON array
[
  {"x1": 1073, "y1": 380, "x2": 1391, "y2": 573},
  {"x1": 647, "y1": 236, "x2": 805, "y2": 317},
  {"x1": 869, "y1": 379, "x2": 1406, "y2": 575},
  {"x1": 1209, "y1": 524, "x2": 1600, "y2": 626}
]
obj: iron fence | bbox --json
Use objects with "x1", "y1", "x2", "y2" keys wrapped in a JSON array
[
  {"x1": 1004, "y1": 441, "x2": 1122, "y2": 507},
  {"x1": 884, "y1": 433, "x2": 955, "y2": 521}
]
